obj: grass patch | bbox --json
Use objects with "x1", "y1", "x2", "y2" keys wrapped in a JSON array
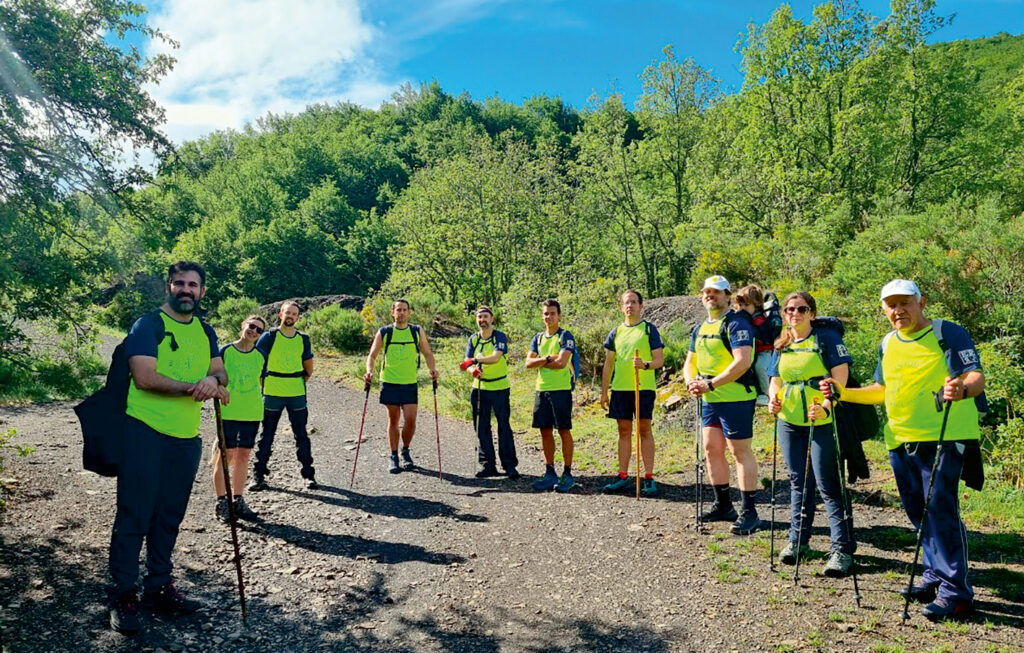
[
  {"x1": 871, "y1": 645, "x2": 905, "y2": 653},
  {"x1": 858, "y1": 616, "x2": 879, "y2": 634},
  {"x1": 828, "y1": 611, "x2": 845, "y2": 623},
  {"x1": 807, "y1": 630, "x2": 825, "y2": 647}
]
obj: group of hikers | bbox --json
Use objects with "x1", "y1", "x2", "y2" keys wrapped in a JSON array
[{"x1": 102, "y1": 260, "x2": 985, "y2": 635}]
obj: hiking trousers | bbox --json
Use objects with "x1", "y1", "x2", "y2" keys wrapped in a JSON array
[
  {"x1": 472, "y1": 388, "x2": 518, "y2": 471},
  {"x1": 253, "y1": 394, "x2": 315, "y2": 480}
]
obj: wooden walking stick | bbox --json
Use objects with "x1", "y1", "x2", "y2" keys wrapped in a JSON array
[
  {"x1": 214, "y1": 398, "x2": 247, "y2": 624},
  {"x1": 634, "y1": 349, "x2": 641, "y2": 500},
  {"x1": 433, "y1": 378, "x2": 443, "y2": 480},
  {"x1": 350, "y1": 381, "x2": 371, "y2": 487}
]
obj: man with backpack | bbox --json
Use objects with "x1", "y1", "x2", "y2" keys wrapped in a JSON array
[
  {"x1": 684, "y1": 275, "x2": 762, "y2": 535},
  {"x1": 107, "y1": 261, "x2": 227, "y2": 635},
  {"x1": 525, "y1": 299, "x2": 577, "y2": 492},
  {"x1": 250, "y1": 300, "x2": 318, "y2": 491},
  {"x1": 601, "y1": 289, "x2": 665, "y2": 496},
  {"x1": 460, "y1": 306, "x2": 519, "y2": 479},
  {"x1": 822, "y1": 279, "x2": 984, "y2": 622},
  {"x1": 364, "y1": 299, "x2": 439, "y2": 474},
  {"x1": 734, "y1": 284, "x2": 782, "y2": 405}
]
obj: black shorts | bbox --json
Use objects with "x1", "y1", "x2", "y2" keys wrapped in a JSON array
[
  {"x1": 380, "y1": 382, "x2": 418, "y2": 406},
  {"x1": 223, "y1": 420, "x2": 259, "y2": 449},
  {"x1": 606, "y1": 390, "x2": 655, "y2": 421},
  {"x1": 532, "y1": 390, "x2": 573, "y2": 430}
]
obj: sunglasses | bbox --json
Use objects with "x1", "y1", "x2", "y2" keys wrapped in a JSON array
[
  {"x1": 245, "y1": 323, "x2": 265, "y2": 334},
  {"x1": 784, "y1": 306, "x2": 811, "y2": 315}
]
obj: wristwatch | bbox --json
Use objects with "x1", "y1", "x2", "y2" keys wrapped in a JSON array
[
  {"x1": 706, "y1": 378, "x2": 715, "y2": 390},
  {"x1": 545, "y1": 355, "x2": 552, "y2": 364},
  {"x1": 644, "y1": 361, "x2": 650, "y2": 370}
]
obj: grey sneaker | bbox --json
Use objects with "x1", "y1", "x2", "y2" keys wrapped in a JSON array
[
  {"x1": 389, "y1": 454, "x2": 401, "y2": 474},
  {"x1": 779, "y1": 541, "x2": 812, "y2": 565},
  {"x1": 215, "y1": 497, "x2": 230, "y2": 523},
  {"x1": 730, "y1": 510, "x2": 761, "y2": 535},
  {"x1": 232, "y1": 495, "x2": 257, "y2": 521},
  {"x1": 823, "y1": 551, "x2": 853, "y2": 578},
  {"x1": 401, "y1": 448, "x2": 415, "y2": 470}
]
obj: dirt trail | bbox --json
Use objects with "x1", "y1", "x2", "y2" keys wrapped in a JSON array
[{"x1": 1, "y1": 378, "x2": 1021, "y2": 652}]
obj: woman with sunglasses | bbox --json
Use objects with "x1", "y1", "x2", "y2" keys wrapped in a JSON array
[
  {"x1": 212, "y1": 315, "x2": 267, "y2": 523},
  {"x1": 766, "y1": 292, "x2": 856, "y2": 577}
]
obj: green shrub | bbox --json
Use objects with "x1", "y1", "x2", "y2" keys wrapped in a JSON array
[
  {"x1": 305, "y1": 306, "x2": 366, "y2": 353},
  {"x1": 213, "y1": 296, "x2": 261, "y2": 336},
  {"x1": 99, "y1": 287, "x2": 157, "y2": 331}
]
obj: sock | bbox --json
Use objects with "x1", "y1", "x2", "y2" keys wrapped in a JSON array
[
  {"x1": 742, "y1": 490, "x2": 757, "y2": 513},
  {"x1": 714, "y1": 483, "x2": 732, "y2": 507},
  {"x1": 546, "y1": 463, "x2": 556, "y2": 476},
  {"x1": 401, "y1": 446, "x2": 409, "y2": 452},
  {"x1": 644, "y1": 473, "x2": 654, "y2": 481},
  {"x1": 233, "y1": 495, "x2": 243, "y2": 501},
  {"x1": 563, "y1": 465, "x2": 572, "y2": 476},
  {"x1": 618, "y1": 471, "x2": 628, "y2": 479},
  {"x1": 391, "y1": 450, "x2": 398, "y2": 456},
  {"x1": 217, "y1": 494, "x2": 227, "y2": 501}
]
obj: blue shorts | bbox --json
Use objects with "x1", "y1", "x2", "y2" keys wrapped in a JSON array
[
  {"x1": 380, "y1": 382, "x2": 418, "y2": 406},
  {"x1": 701, "y1": 399, "x2": 756, "y2": 440},
  {"x1": 222, "y1": 420, "x2": 259, "y2": 448}
]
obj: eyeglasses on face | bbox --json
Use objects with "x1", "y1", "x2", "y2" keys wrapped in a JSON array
[
  {"x1": 245, "y1": 323, "x2": 265, "y2": 334},
  {"x1": 784, "y1": 305, "x2": 811, "y2": 315}
]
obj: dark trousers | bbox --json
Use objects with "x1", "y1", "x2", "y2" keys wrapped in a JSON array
[
  {"x1": 890, "y1": 441, "x2": 973, "y2": 601},
  {"x1": 778, "y1": 420, "x2": 854, "y2": 553},
  {"x1": 254, "y1": 395, "x2": 315, "y2": 480},
  {"x1": 472, "y1": 388, "x2": 518, "y2": 471},
  {"x1": 109, "y1": 416, "x2": 202, "y2": 596}
]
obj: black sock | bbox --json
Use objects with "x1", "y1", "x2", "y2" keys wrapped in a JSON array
[
  {"x1": 546, "y1": 463, "x2": 556, "y2": 476},
  {"x1": 401, "y1": 446, "x2": 409, "y2": 453},
  {"x1": 563, "y1": 465, "x2": 572, "y2": 476},
  {"x1": 742, "y1": 490, "x2": 757, "y2": 513},
  {"x1": 233, "y1": 495, "x2": 243, "y2": 501},
  {"x1": 391, "y1": 450, "x2": 398, "y2": 456},
  {"x1": 714, "y1": 484, "x2": 732, "y2": 507},
  {"x1": 217, "y1": 494, "x2": 227, "y2": 500}
]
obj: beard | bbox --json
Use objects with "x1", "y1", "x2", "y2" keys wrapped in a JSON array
[
  {"x1": 168, "y1": 292, "x2": 198, "y2": 314},
  {"x1": 283, "y1": 317, "x2": 296, "y2": 326}
]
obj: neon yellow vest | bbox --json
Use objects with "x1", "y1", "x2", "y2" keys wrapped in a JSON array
[
  {"x1": 695, "y1": 318, "x2": 756, "y2": 403},
  {"x1": 126, "y1": 311, "x2": 212, "y2": 438},
  {"x1": 469, "y1": 332, "x2": 510, "y2": 391},
  {"x1": 611, "y1": 321, "x2": 655, "y2": 392},
  {"x1": 264, "y1": 330, "x2": 307, "y2": 397},
  {"x1": 381, "y1": 325, "x2": 419, "y2": 385},
  {"x1": 777, "y1": 334, "x2": 832, "y2": 427},
  {"x1": 536, "y1": 330, "x2": 572, "y2": 392},
  {"x1": 221, "y1": 345, "x2": 265, "y2": 421},
  {"x1": 880, "y1": 325, "x2": 980, "y2": 450}
]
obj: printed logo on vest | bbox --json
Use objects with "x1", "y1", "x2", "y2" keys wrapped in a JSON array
[
  {"x1": 735, "y1": 330, "x2": 750, "y2": 342},
  {"x1": 958, "y1": 349, "x2": 978, "y2": 366},
  {"x1": 836, "y1": 344, "x2": 849, "y2": 358}
]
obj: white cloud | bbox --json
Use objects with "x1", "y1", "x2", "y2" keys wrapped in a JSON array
[{"x1": 145, "y1": 0, "x2": 401, "y2": 143}]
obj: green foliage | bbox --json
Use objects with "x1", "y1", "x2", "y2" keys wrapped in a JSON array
[
  {"x1": 212, "y1": 296, "x2": 260, "y2": 336},
  {"x1": 0, "y1": 428, "x2": 35, "y2": 514},
  {"x1": 304, "y1": 306, "x2": 366, "y2": 354}
]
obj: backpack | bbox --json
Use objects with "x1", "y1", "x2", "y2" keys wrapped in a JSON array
[
  {"x1": 534, "y1": 328, "x2": 580, "y2": 391},
  {"x1": 381, "y1": 324, "x2": 422, "y2": 370},
  {"x1": 691, "y1": 310, "x2": 761, "y2": 394}
]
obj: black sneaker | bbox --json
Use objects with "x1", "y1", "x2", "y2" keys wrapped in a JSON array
[
  {"x1": 401, "y1": 448, "x2": 415, "y2": 470},
  {"x1": 247, "y1": 477, "x2": 268, "y2": 492},
  {"x1": 109, "y1": 591, "x2": 140, "y2": 635},
  {"x1": 730, "y1": 510, "x2": 761, "y2": 535},
  {"x1": 901, "y1": 583, "x2": 938, "y2": 604},
  {"x1": 701, "y1": 502, "x2": 738, "y2": 522},
  {"x1": 140, "y1": 583, "x2": 200, "y2": 615},
  {"x1": 232, "y1": 495, "x2": 257, "y2": 521},
  {"x1": 922, "y1": 597, "x2": 974, "y2": 622},
  {"x1": 389, "y1": 454, "x2": 401, "y2": 474},
  {"x1": 475, "y1": 466, "x2": 501, "y2": 478},
  {"x1": 215, "y1": 497, "x2": 230, "y2": 523},
  {"x1": 504, "y1": 468, "x2": 521, "y2": 480},
  {"x1": 305, "y1": 478, "x2": 319, "y2": 490}
]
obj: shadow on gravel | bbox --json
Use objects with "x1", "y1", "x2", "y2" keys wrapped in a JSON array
[
  {"x1": 277, "y1": 485, "x2": 489, "y2": 523},
  {"x1": 859, "y1": 524, "x2": 1024, "y2": 564}
]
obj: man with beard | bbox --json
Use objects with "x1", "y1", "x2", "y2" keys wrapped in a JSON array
[
  {"x1": 108, "y1": 261, "x2": 227, "y2": 635},
  {"x1": 684, "y1": 275, "x2": 762, "y2": 535},
  {"x1": 250, "y1": 300, "x2": 317, "y2": 491}
]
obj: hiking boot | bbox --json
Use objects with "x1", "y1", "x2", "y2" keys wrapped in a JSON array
[
  {"x1": 401, "y1": 448, "x2": 415, "y2": 471},
  {"x1": 779, "y1": 541, "x2": 811, "y2": 566},
  {"x1": 901, "y1": 583, "x2": 938, "y2": 604},
  {"x1": 824, "y1": 551, "x2": 853, "y2": 578},
  {"x1": 475, "y1": 466, "x2": 501, "y2": 478},
  {"x1": 247, "y1": 477, "x2": 268, "y2": 492},
  {"x1": 389, "y1": 454, "x2": 401, "y2": 474},
  {"x1": 730, "y1": 510, "x2": 761, "y2": 535},
  {"x1": 555, "y1": 473, "x2": 576, "y2": 493},
  {"x1": 641, "y1": 478, "x2": 659, "y2": 497},
  {"x1": 232, "y1": 495, "x2": 257, "y2": 521},
  {"x1": 922, "y1": 597, "x2": 974, "y2": 622},
  {"x1": 140, "y1": 583, "x2": 200, "y2": 615},
  {"x1": 701, "y1": 502, "x2": 738, "y2": 523},
  {"x1": 603, "y1": 475, "x2": 633, "y2": 493},
  {"x1": 215, "y1": 497, "x2": 230, "y2": 523},
  {"x1": 504, "y1": 467, "x2": 521, "y2": 480},
  {"x1": 305, "y1": 478, "x2": 319, "y2": 490},
  {"x1": 109, "y1": 591, "x2": 140, "y2": 635},
  {"x1": 532, "y1": 470, "x2": 559, "y2": 492}
]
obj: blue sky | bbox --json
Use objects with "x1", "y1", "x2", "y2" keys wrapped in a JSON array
[{"x1": 137, "y1": 1, "x2": 1024, "y2": 143}]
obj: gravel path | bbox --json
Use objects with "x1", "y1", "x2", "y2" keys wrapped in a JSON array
[{"x1": 1, "y1": 378, "x2": 1022, "y2": 652}]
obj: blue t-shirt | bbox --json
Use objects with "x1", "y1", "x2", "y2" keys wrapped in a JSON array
[
  {"x1": 124, "y1": 310, "x2": 219, "y2": 360},
  {"x1": 767, "y1": 327, "x2": 853, "y2": 377},
  {"x1": 465, "y1": 330, "x2": 509, "y2": 357},
  {"x1": 688, "y1": 311, "x2": 754, "y2": 353},
  {"x1": 874, "y1": 320, "x2": 981, "y2": 385},
  {"x1": 603, "y1": 320, "x2": 665, "y2": 352},
  {"x1": 529, "y1": 329, "x2": 576, "y2": 356}
]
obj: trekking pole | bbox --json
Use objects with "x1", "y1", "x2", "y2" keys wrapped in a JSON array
[
  {"x1": 794, "y1": 397, "x2": 819, "y2": 585},
  {"x1": 349, "y1": 381, "x2": 371, "y2": 488},
  {"x1": 634, "y1": 349, "x2": 641, "y2": 501},
  {"x1": 433, "y1": 378, "x2": 443, "y2": 481},
  {"x1": 213, "y1": 398, "x2": 247, "y2": 624},
  {"x1": 769, "y1": 408, "x2": 779, "y2": 572},
  {"x1": 695, "y1": 395, "x2": 704, "y2": 532},
  {"x1": 828, "y1": 389, "x2": 862, "y2": 608},
  {"x1": 902, "y1": 392, "x2": 953, "y2": 622},
  {"x1": 473, "y1": 364, "x2": 482, "y2": 475}
]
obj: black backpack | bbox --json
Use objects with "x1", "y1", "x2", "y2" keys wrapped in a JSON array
[{"x1": 381, "y1": 324, "x2": 422, "y2": 371}]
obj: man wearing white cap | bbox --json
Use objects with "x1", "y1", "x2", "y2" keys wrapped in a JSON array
[
  {"x1": 822, "y1": 279, "x2": 984, "y2": 621},
  {"x1": 684, "y1": 275, "x2": 761, "y2": 535}
]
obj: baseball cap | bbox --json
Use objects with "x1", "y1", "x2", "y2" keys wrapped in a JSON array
[
  {"x1": 702, "y1": 275, "x2": 731, "y2": 292},
  {"x1": 880, "y1": 279, "x2": 921, "y2": 301}
]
